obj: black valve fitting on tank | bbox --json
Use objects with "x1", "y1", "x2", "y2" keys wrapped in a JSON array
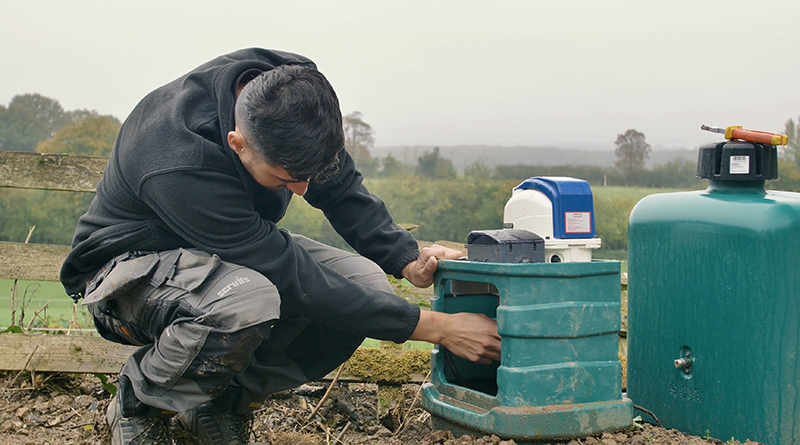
[{"x1": 696, "y1": 141, "x2": 778, "y2": 181}]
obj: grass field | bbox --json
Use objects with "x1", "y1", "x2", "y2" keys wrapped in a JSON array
[
  {"x1": 592, "y1": 185, "x2": 699, "y2": 267},
  {"x1": 1, "y1": 185, "x2": 697, "y2": 331},
  {"x1": 0, "y1": 279, "x2": 94, "y2": 330}
]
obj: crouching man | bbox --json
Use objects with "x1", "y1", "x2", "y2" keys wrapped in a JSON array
[{"x1": 61, "y1": 48, "x2": 501, "y2": 445}]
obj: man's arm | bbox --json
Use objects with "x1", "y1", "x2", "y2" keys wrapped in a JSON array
[
  {"x1": 410, "y1": 311, "x2": 501, "y2": 364},
  {"x1": 304, "y1": 151, "x2": 420, "y2": 277},
  {"x1": 307, "y1": 154, "x2": 500, "y2": 358},
  {"x1": 403, "y1": 244, "x2": 502, "y2": 364}
]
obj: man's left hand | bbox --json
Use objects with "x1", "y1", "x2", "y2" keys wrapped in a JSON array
[{"x1": 402, "y1": 244, "x2": 464, "y2": 288}]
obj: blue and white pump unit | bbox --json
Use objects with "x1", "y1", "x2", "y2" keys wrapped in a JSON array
[{"x1": 503, "y1": 177, "x2": 601, "y2": 263}]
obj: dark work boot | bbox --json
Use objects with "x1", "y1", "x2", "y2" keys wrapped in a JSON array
[
  {"x1": 107, "y1": 395, "x2": 174, "y2": 445},
  {"x1": 173, "y1": 403, "x2": 255, "y2": 445}
]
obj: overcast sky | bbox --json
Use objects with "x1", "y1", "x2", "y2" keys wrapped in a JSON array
[{"x1": 2, "y1": 1, "x2": 798, "y2": 150}]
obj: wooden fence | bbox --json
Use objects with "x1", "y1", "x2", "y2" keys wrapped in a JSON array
[
  {"x1": 0, "y1": 150, "x2": 628, "y2": 386},
  {"x1": 0, "y1": 151, "x2": 429, "y2": 384}
]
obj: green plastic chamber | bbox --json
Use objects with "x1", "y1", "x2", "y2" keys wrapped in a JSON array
[
  {"x1": 628, "y1": 141, "x2": 800, "y2": 444},
  {"x1": 420, "y1": 259, "x2": 632, "y2": 442}
]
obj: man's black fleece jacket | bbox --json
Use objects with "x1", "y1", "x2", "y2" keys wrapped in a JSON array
[{"x1": 60, "y1": 48, "x2": 422, "y2": 343}]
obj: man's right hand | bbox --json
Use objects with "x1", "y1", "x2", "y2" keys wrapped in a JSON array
[{"x1": 409, "y1": 310, "x2": 501, "y2": 364}]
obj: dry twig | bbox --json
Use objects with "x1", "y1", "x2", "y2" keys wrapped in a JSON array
[
  {"x1": 67, "y1": 303, "x2": 82, "y2": 335},
  {"x1": 393, "y1": 369, "x2": 432, "y2": 435},
  {"x1": 9, "y1": 225, "x2": 35, "y2": 327},
  {"x1": 10, "y1": 344, "x2": 42, "y2": 386},
  {"x1": 306, "y1": 361, "x2": 347, "y2": 423},
  {"x1": 335, "y1": 421, "x2": 351, "y2": 444},
  {"x1": 26, "y1": 301, "x2": 51, "y2": 332}
]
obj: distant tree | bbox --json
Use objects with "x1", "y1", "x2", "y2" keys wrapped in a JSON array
[
  {"x1": 0, "y1": 94, "x2": 74, "y2": 152},
  {"x1": 463, "y1": 160, "x2": 494, "y2": 179},
  {"x1": 614, "y1": 129, "x2": 651, "y2": 178},
  {"x1": 380, "y1": 153, "x2": 403, "y2": 178},
  {"x1": 66, "y1": 108, "x2": 103, "y2": 123},
  {"x1": 36, "y1": 112, "x2": 121, "y2": 156},
  {"x1": 783, "y1": 117, "x2": 800, "y2": 168},
  {"x1": 416, "y1": 147, "x2": 456, "y2": 179},
  {"x1": 10, "y1": 93, "x2": 70, "y2": 134},
  {"x1": 343, "y1": 111, "x2": 378, "y2": 176},
  {"x1": 0, "y1": 104, "x2": 49, "y2": 152},
  {"x1": 0, "y1": 95, "x2": 121, "y2": 245}
]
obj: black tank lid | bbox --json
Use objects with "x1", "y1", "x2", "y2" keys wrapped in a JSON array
[{"x1": 696, "y1": 141, "x2": 778, "y2": 181}]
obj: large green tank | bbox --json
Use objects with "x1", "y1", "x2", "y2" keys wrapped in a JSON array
[{"x1": 627, "y1": 141, "x2": 800, "y2": 444}]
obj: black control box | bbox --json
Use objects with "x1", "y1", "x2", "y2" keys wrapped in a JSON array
[{"x1": 467, "y1": 229, "x2": 545, "y2": 263}]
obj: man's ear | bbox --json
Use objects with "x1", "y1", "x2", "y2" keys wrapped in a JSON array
[{"x1": 228, "y1": 129, "x2": 245, "y2": 155}]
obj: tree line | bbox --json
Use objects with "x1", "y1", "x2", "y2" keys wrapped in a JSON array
[
  {"x1": 2, "y1": 95, "x2": 799, "y2": 259},
  {"x1": 345, "y1": 113, "x2": 705, "y2": 189},
  {"x1": 279, "y1": 176, "x2": 636, "y2": 259},
  {"x1": 0, "y1": 94, "x2": 120, "y2": 244}
]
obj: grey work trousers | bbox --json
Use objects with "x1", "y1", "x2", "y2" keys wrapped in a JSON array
[{"x1": 85, "y1": 235, "x2": 394, "y2": 416}]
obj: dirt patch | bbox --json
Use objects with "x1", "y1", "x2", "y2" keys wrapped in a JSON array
[
  {"x1": 0, "y1": 372, "x2": 107, "y2": 445},
  {"x1": 0, "y1": 372, "x2": 763, "y2": 445}
]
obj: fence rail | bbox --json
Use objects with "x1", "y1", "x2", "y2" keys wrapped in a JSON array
[
  {"x1": 0, "y1": 150, "x2": 434, "y2": 385},
  {"x1": 0, "y1": 149, "x2": 628, "y2": 387},
  {"x1": 0, "y1": 151, "x2": 106, "y2": 192}
]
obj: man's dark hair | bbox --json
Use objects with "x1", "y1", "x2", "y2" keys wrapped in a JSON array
[{"x1": 235, "y1": 65, "x2": 344, "y2": 182}]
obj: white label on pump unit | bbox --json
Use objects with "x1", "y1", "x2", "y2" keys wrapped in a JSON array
[
  {"x1": 565, "y1": 212, "x2": 591, "y2": 234},
  {"x1": 730, "y1": 156, "x2": 750, "y2": 174}
]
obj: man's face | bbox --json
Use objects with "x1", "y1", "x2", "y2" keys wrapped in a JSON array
[{"x1": 228, "y1": 128, "x2": 310, "y2": 196}]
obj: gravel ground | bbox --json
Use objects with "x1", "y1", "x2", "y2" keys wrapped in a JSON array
[{"x1": 0, "y1": 373, "x2": 763, "y2": 445}]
